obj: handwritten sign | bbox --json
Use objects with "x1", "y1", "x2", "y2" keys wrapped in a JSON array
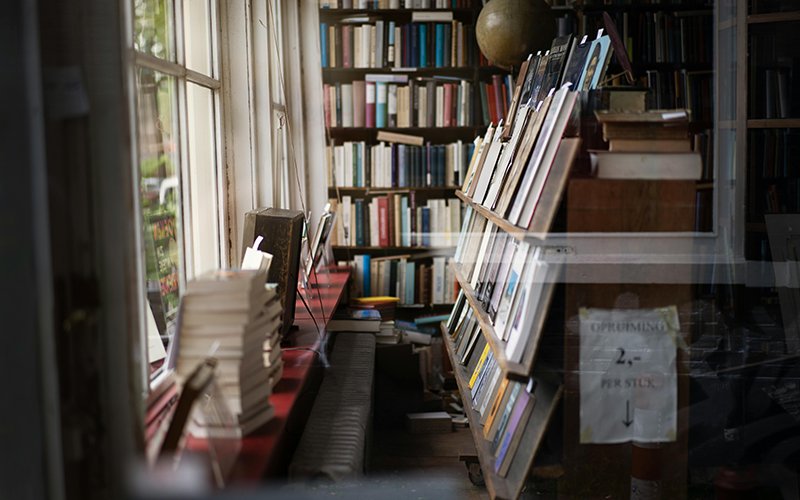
[{"x1": 579, "y1": 307, "x2": 679, "y2": 444}]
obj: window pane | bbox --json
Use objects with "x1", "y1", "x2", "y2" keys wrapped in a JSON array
[
  {"x1": 134, "y1": 0, "x2": 176, "y2": 61},
  {"x1": 184, "y1": 0, "x2": 213, "y2": 76},
  {"x1": 186, "y1": 83, "x2": 219, "y2": 275},
  {"x1": 136, "y1": 67, "x2": 182, "y2": 342}
]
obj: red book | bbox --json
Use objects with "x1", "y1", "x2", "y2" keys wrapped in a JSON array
[
  {"x1": 365, "y1": 81, "x2": 376, "y2": 128},
  {"x1": 443, "y1": 83, "x2": 453, "y2": 127},
  {"x1": 386, "y1": 194, "x2": 395, "y2": 247},
  {"x1": 492, "y1": 74, "x2": 505, "y2": 123},
  {"x1": 378, "y1": 196, "x2": 389, "y2": 247},
  {"x1": 342, "y1": 25, "x2": 352, "y2": 68},
  {"x1": 323, "y1": 83, "x2": 331, "y2": 128},
  {"x1": 486, "y1": 82, "x2": 497, "y2": 124}
]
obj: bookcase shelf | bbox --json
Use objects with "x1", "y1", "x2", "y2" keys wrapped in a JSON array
[
  {"x1": 747, "y1": 119, "x2": 800, "y2": 129},
  {"x1": 577, "y1": 2, "x2": 711, "y2": 14},
  {"x1": 450, "y1": 262, "x2": 527, "y2": 376},
  {"x1": 319, "y1": 7, "x2": 475, "y2": 19},
  {"x1": 332, "y1": 244, "x2": 455, "y2": 254},
  {"x1": 328, "y1": 185, "x2": 459, "y2": 195},
  {"x1": 441, "y1": 320, "x2": 563, "y2": 500},
  {"x1": 747, "y1": 11, "x2": 800, "y2": 24}
]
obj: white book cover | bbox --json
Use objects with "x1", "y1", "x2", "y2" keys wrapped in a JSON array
[
  {"x1": 484, "y1": 106, "x2": 531, "y2": 209},
  {"x1": 436, "y1": 85, "x2": 445, "y2": 128},
  {"x1": 369, "y1": 200, "x2": 379, "y2": 246},
  {"x1": 344, "y1": 143, "x2": 353, "y2": 187},
  {"x1": 470, "y1": 223, "x2": 496, "y2": 289},
  {"x1": 508, "y1": 85, "x2": 570, "y2": 225},
  {"x1": 433, "y1": 256, "x2": 446, "y2": 304},
  {"x1": 494, "y1": 241, "x2": 530, "y2": 340},
  {"x1": 341, "y1": 83, "x2": 353, "y2": 127},
  {"x1": 506, "y1": 257, "x2": 551, "y2": 364},
  {"x1": 518, "y1": 90, "x2": 578, "y2": 227},
  {"x1": 472, "y1": 126, "x2": 505, "y2": 204},
  {"x1": 453, "y1": 205, "x2": 473, "y2": 262},
  {"x1": 334, "y1": 145, "x2": 345, "y2": 187},
  {"x1": 342, "y1": 196, "x2": 352, "y2": 246}
]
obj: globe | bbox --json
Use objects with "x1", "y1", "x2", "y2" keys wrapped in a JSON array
[{"x1": 476, "y1": 0, "x2": 556, "y2": 68}]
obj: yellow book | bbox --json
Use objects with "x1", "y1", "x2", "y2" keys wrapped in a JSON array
[{"x1": 469, "y1": 343, "x2": 491, "y2": 389}]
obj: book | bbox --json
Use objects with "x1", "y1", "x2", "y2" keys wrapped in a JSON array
[
  {"x1": 327, "y1": 308, "x2": 382, "y2": 332},
  {"x1": 494, "y1": 386, "x2": 534, "y2": 477},
  {"x1": 376, "y1": 130, "x2": 424, "y2": 146},
  {"x1": 405, "y1": 411, "x2": 453, "y2": 433},
  {"x1": 577, "y1": 33, "x2": 612, "y2": 91},
  {"x1": 590, "y1": 151, "x2": 703, "y2": 180}
]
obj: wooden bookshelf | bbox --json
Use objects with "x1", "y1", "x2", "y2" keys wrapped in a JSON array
[
  {"x1": 449, "y1": 261, "x2": 527, "y2": 376},
  {"x1": 441, "y1": 321, "x2": 563, "y2": 500}
]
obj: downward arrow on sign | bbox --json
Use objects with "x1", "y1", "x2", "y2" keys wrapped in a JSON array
[{"x1": 623, "y1": 400, "x2": 633, "y2": 427}]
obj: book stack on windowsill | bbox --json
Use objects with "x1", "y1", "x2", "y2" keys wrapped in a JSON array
[{"x1": 176, "y1": 269, "x2": 283, "y2": 435}]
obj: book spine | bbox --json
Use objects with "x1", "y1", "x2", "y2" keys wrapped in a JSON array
[
  {"x1": 378, "y1": 197, "x2": 389, "y2": 247},
  {"x1": 435, "y1": 23, "x2": 445, "y2": 67},
  {"x1": 401, "y1": 196, "x2": 410, "y2": 247},
  {"x1": 365, "y1": 81, "x2": 376, "y2": 127},
  {"x1": 387, "y1": 83, "x2": 398, "y2": 127},
  {"x1": 342, "y1": 25, "x2": 352, "y2": 68},
  {"x1": 376, "y1": 81, "x2": 388, "y2": 128},
  {"x1": 320, "y1": 23, "x2": 328, "y2": 68},
  {"x1": 419, "y1": 24, "x2": 427, "y2": 67},
  {"x1": 355, "y1": 198, "x2": 364, "y2": 246},
  {"x1": 443, "y1": 83, "x2": 453, "y2": 127},
  {"x1": 323, "y1": 83, "x2": 331, "y2": 128},
  {"x1": 421, "y1": 206, "x2": 430, "y2": 247},
  {"x1": 397, "y1": 144, "x2": 406, "y2": 187},
  {"x1": 335, "y1": 82, "x2": 342, "y2": 127},
  {"x1": 387, "y1": 21, "x2": 396, "y2": 66}
]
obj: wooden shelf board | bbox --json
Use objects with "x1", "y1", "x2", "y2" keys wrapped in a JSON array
[
  {"x1": 332, "y1": 245, "x2": 455, "y2": 252},
  {"x1": 328, "y1": 186, "x2": 459, "y2": 194},
  {"x1": 747, "y1": 11, "x2": 800, "y2": 24},
  {"x1": 328, "y1": 126, "x2": 480, "y2": 133},
  {"x1": 319, "y1": 7, "x2": 474, "y2": 15},
  {"x1": 323, "y1": 66, "x2": 476, "y2": 74},
  {"x1": 456, "y1": 190, "x2": 529, "y2": 242},
  {"x1": 578, "y1": 3, "x2": 711, "y2": 15},
  {"x1": 747, "y1": 119, "x2": 800, "y2": 128},
  {"x1": 449, "y1": 261, "x2": 527, "y2": 376},
  {"x1": 442, "y1": 321, "x2": 564, "y2": 500}
]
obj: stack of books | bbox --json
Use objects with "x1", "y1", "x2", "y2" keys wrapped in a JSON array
[
  {"x1": 591, "y1": 109, "x2": 702, "y2": 180},
  {"x1": 177, "y1": 269, "x2": 282, "y2": 435}
]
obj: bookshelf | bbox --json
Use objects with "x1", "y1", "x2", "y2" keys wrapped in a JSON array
[
  {"x1": 320, "y1": 0, "x2": 515, "y2": 306},
  {"x1": 740, "y1": 3, "x2": 800, "y2": 259},
  {"x1": 441, "y1": 321, "x2": 562, "y2": 500}
]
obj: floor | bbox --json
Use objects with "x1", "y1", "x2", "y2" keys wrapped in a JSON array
[{"x1": 369, "y1": 425, "x2": 488, "y2": 500}]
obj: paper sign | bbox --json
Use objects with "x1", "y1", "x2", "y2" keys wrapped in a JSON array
[{"x1": 579, "y1": 306, "x2": 679, "y2": 444}]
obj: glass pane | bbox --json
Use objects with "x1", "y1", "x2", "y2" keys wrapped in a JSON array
[
  {"x1": 186, "y1": 83, "x2": 220, "y2": 276},
  {"x1": 136, "y1": 67, "x2": 182, "y2": 345},
  {"x1": 134, "y1": 0, "x2": 176, "y2": 61},
  {"x1": 184, "y1": 0, "x2": 213, "y2": 76}
]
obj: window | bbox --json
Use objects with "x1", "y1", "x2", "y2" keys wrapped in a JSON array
[{"x1": 133, "y1": 0, "x2": 223, "y2": 349}]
